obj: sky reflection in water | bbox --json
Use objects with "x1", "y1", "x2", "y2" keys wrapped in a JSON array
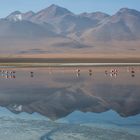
[{"x1": 0, "y1": 66, "x2": 140, "y2": 139}]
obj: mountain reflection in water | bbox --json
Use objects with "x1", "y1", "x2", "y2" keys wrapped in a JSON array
[{"x1": 0, "y1": 66, "x2": 140, "y2": 120}]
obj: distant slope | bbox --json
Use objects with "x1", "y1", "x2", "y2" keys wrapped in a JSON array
[
  {"x1": 0, "y1": 5, "x2": 140, "y2": 54},
  {"x1": 0, "y1": 19, "x2": 56, "y2": 38},
  {"x1": 82, "y1": 8, "x2": 140, "y2": 42}
]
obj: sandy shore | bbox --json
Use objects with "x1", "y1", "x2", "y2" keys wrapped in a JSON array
[{"x1": 0, "y1": 53, "x2": 140, "y2": 67}]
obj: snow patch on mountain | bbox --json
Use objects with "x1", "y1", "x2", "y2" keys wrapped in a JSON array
[{"x1": 13, "y1": 14, "x2": 23, "y2": 21}]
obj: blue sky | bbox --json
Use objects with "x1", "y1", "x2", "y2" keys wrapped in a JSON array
[{"x1": 0, "y1": 0, "x2": 140, "y2": 17}]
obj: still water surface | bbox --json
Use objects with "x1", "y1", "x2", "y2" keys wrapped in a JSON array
[{"x1": 0, "y1": 66, "x2": 140, "y2": 140}]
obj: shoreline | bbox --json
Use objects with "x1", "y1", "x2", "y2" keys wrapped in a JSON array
[
  {"x1": 0, "y1": 57, "x2": 140, "y2": 63},
  {"x1": 0, "y1": 62, "x2": 140, "y2": 68},
  {"x1": 0, "y1": 57, "x2": 140, "y2": 67}
]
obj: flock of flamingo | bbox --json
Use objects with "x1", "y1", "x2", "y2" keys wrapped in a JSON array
[{"x1": 0, "y1": 67, "x2": 137, "y2": 79}]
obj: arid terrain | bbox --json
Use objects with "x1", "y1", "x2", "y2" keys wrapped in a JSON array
[{"x1": 0, "y1": 5, "x2": 140, "y2": 62}]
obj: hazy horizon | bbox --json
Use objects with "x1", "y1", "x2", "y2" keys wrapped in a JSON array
[{"x1": 0, "y1": 0, "x2": 140, "y2": 18}]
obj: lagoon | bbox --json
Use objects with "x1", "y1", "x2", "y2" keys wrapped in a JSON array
[{"x1": 0, "y1": 66, "x2": 140, "y2": 140}]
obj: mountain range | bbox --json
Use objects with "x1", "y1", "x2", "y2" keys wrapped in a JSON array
[{"x1": 1, "y1": 4, "x2": 140, "y2": 54}]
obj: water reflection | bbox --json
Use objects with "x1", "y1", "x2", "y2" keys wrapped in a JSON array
[
  {"x1": 0, "y1": 66, "x2": 139, "y2": 121},
  {"x1": 0, "y1": 66, "x2": 140, "y2": 140}
]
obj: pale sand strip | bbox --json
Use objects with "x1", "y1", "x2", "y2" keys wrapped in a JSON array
[{"x1": 0, "y1": 63, "x2": 140, "y2": 68}]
